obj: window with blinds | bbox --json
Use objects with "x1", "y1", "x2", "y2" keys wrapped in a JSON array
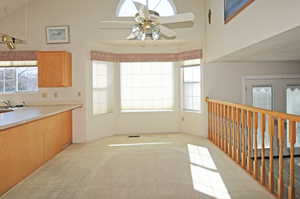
[
  {"x1": 121, "y1": 62, "x2": 174, "y2": 111},
  {"x1": 0, "y1": 61, "x2": 38, "y2": 94},
  {"x1": 182, "y1": 59, "x2": 201, "y2": 112},
  {"x1": 92, "y1": 61, "x2": 113, "y2": 115}
]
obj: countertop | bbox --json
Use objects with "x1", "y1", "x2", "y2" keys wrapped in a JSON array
[{"x1": 0, "y1": 104, "x2": 82, "y2": 130}]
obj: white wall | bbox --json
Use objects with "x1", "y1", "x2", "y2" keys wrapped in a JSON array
[
  {"x1": 2, "y1": 0, "x2": 300, "y2": 141},
  {"x1": 0, "y1": 0, "x2": 205, "y2": 142},
  {"x1": 180, "y1": 61, "x2": 300, "y2": 137},
  {"x1": 205, "y1": 0, "x2": 300, "y2": 62}
]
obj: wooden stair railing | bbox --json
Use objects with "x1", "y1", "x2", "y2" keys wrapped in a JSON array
[{"x1": 206, "y1": 97, "x2": 299, "y2": 199}]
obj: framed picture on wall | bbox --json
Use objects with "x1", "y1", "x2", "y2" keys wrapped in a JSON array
[
  {"x1": 46, "y1": 25, "x2": 70, "y2": 44},
  {"x1": 224, "y1": 0, "x2": 255, "y2": 23}
]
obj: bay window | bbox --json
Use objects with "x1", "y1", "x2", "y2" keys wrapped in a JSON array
[
  {"x1": 92, "y1": 61, "x2": 113, "y2": 115},
  {"x1": 182, "y1": 59, "x2": 201, "y2": 112},
  {"x1": 121, "y1": 62, "x2": 174, "y2": 111}
]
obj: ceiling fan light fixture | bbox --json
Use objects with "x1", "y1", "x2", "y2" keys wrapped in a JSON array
[
  {"x1": 101, "y1": 0, "x2": 194, "y2": 41},
  {"x1": 151, "y1": 27, "x2": 160, "y2": 40},
  {"x1": 1, "y1": 35, "x2": 16, "y2": 49},
  {"x1": 7, "y1": 42, "x2": 16, "y2": 49},
  {"x1": 137, "y1": 31, "x2": 146, "y2": 40}
]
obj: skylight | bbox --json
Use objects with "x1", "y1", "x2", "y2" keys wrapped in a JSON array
[{"x1": 117, "y1": 0, "x2": 176, "y2": 17}]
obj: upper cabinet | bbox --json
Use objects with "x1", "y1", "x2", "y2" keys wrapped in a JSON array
[{"x1": 37, "y1": 51, "x2": 72, "y2": 87}]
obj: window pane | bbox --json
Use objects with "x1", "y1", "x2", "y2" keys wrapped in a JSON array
[
  {"x1": 4, "y1": 68, "x2": 16, "y2": 93},
  {"x1": 252, "y1": 86, "x2": 272, "y2": 149},
  {"x1": 93, "y1": 61, "x2": 108, "y2": 89},
  {"x1": 0, "y1": 69, "x2": 4, "y2": 93},
  {"x1": 17, "y1": 67, "x2": 38, "y2": 92},
  {"x1": 183, "y1": 66, "x2": 200, "y2": 82},
  {"x1": 118, "y1": 0, "x2": 175, "y2": 17},
  {"x1": 183, "y1": 65, "x2": 201, "y2": 112},
  {"x1": 121, "y1": 62, "x2": 174, "y2": 111},
  {"x1": 252, "y1": 87, "x2": 272, "y2": 110},
  {"x1": 0, "y1": 61, "x2": 38, "y2": 94},
  {"x1": 93, "y1": 89, "x2": 108, "y2": 115},
  {"x1": 287, "y1": 86, "x2": 300, "y2": 147},
  {"x1": 92, "y1": 61, "x2": 111, "y2": 115}
]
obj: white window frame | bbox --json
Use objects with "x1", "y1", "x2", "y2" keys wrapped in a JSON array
[
  {"x1": 116, "y1": 0, "x2": 177, "y2": 17},
  {"x1": 120, "y1": 61, "x2": 175, "y2": 112},
  {"x1": 181, "y1": 59, "x2": 202, "y2": 113},
  {"x1": 92, "y1": 61, "x2": 113, "y2": 115},
  {"x1": 0, "y1": 61, "x2": 38, "y2": 94}
]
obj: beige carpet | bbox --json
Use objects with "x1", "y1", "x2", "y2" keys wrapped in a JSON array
[{"x1": 1, "y1": 133, "x2": 274, "y2": 199}]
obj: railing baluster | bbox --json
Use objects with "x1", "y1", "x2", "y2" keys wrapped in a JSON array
[
  {"x1": 247, "y1": 111, "x2": 253, "y2": 173},
  {"x1": 223, "y1": 105, "x2": 226, "y2": 152},
  {"x1": 214, "y1": 103, "x2": 217, "y2": 144},
  {"x1": 216, "y1": 104, "x2": 219, "y2": 145},
  {"x1": 231, "y1": 106, "x2": 236, "y2": 159},
  {"x1": 268, "y1": 116, "x2": 274, "y2": 193},
  {"x1": 253, "y1": 112, "x2": 258, "y2": 179},
  {"x1": 241, "y1": 109, "x2": 246, "y2": 169},
  {"x1": 236, "y1": 108, "x2": 241, "y2": 164},
  {"x1": 205, "y1": 98, "x2": 300, "y2": 199},
  {"x1": 288, "y1": 121, "x2": 296, "y2": 199},
  {"x1": 227, "y1": 106, "x2": 232, "y2": 156},
  {"x1": 208, "y1": 102, "x2": 211, "y2": 140},
  {"x1": 277, "y1": 118, "x2": 284, "y2": 199},
  {"x1": 218, "y1": 104, "x2": 222, "y2": 148},
  {"x1": 211, "y1": 103, "x2": 216, "y2": 143},
  {"x1": 260, "y1": 113, "x2": 266, "y2": 185}
]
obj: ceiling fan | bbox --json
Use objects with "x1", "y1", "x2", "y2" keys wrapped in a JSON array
[
  {"x1": 100, "y1": 0, "x2": 195, "y2": 40},
  {"x1": 0, "y1": 33, "x2": 26, "y2": 49}
]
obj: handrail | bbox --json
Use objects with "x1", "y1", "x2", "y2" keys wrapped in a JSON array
[
  {"x1": 205, "y1": 97, "x2": 298, "y2": 199},
  {"x1": 206, "y1": 97, "x2": 300, "y2": 122}
]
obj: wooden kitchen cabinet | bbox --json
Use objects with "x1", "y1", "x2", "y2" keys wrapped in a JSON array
[
  {"x1": 37, "y1": 51, "x2": 72, "y2": 87},
  {"x1": 44, "y1": 111, "x2": 72, "y2": 160},
  {"x1": 0, "y1": 111, "x2": 72, "y2": 196}
]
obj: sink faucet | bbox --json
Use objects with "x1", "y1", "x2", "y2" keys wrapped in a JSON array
[{"x1": 2, "y1": 100, "x2": 12, "y2": 108}]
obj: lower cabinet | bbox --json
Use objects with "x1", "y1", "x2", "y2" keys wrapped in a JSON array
[{"x1": 0, "y1": 111, "x2": 72, "y2": 196}]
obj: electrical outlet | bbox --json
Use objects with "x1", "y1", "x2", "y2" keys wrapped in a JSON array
[
  {"x1": 182, "y1": 117, "x2": 184, "y2": 122},
  {"x1": 54, "y1": 92, "x2": 58, "y2": 98},
  {"x1": 77, "y1": 91, "x2": 81, "y2": 97}
]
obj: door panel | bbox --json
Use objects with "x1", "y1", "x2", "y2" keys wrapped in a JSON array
[
  {"x1": 286, "y1": 85, "x2": 300, "y2": 151},
  {"x1": 244, "y1": 77, "x2": 300, "y2": 156},
  {"x1": 252, "y1": 86, "x2": 272, "y2": 149}
]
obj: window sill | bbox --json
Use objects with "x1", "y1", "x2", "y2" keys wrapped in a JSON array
[
  {"x1": 1, "y1": 91, "x2": 39, "y2": 95},
  {"x1": 93, "y1": 112, "x2": 113, "y2": 116},
  {"x1": 182, "y1": 110, "x2": 202, "y2": 114},
  {"x1": 121, "y1": 110, "x2": 175, "y2": 113}
]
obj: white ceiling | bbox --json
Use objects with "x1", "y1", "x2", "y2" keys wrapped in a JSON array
[
  {"x1": 0, "y1": 0, "x2": 30, "y2": 19},
  {"x1": 218, "y1": 26, "x2": 300, "y2": 62}
]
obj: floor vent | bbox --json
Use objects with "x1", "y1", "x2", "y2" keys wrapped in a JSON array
[{"x1": 128, "y1": 135, "x2": 141, "y2": 138}]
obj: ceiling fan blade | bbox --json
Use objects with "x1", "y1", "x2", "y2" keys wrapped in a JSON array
[
  {"x1": 159, "y1": 13, "x2": 195, "y2": 24},
  {"x1": 140, "y1": 7, "x2": 150, "y2": 20},
  {"x1": 159, "y1": 25, "x2": 176, "y2": 38},
  {"x1": 127, "y1": 32, "x2": 138, "y2": 40},
  {"x1": 14, "y1": 38, "x2": 26, "y2": 44},
  {"x1": 99, "y1": 21, "x2": 134, "y2": 29},
  {"x1": 132, "y1": 0, "x2": 145, "y2": 11},
  {"x1": 0, "y1": 34, "x2": 26, "y2": 44}
]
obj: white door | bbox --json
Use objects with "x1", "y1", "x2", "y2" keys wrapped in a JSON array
[{"x1": 244, "y1": 76, "x2": 300, "y2": 155}]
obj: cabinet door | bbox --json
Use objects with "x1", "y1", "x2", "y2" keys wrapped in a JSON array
[
  {"x1": 0, "y1": 122, "x2": 44, "y2": 195},
  {"x1": 44, "y1": 112, "x2": 72, "y2": 161},
  {"x1": 38, "y1": 51, "x2": 72, "y2": 87}
]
